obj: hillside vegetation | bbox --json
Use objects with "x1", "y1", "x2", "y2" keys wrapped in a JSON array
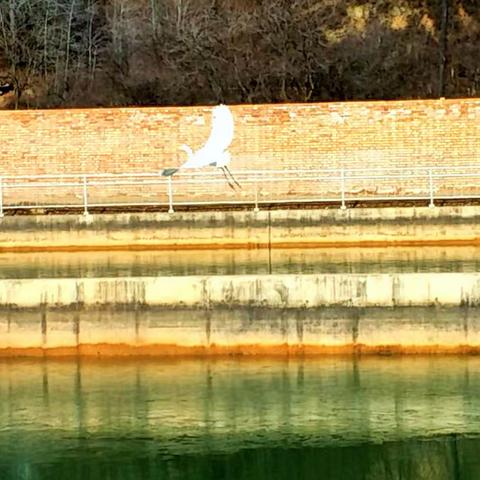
[{"x1": 0, "y1": 0, "x2": 476, "y2": 108}]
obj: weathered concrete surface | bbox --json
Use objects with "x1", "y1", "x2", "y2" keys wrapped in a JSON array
[
  {"x1": 0, "y1": 273, "x2": 480, "y2": 309},
  {"x1": 0, "y1": 210, "x2": 269, "y2": 250},
  {"x1": 1, "y1": 304, "x2": 480, "y2": 355},
  {"x1": 1, "y1": 205, "x2": 480, "y2": 250},
  {"x1": 2, "y1": 273, "x2": 480, "y2": 354}
]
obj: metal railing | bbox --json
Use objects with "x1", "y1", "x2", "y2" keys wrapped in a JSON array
[{"x1": 0, "y1": 165, "x2": 479, "y2": 216}]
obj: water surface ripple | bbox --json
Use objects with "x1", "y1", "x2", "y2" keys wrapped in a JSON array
[
  {"x1": 1, "y1": 246, "x2": 480, "y2": 278},
  {"x1": 1, "y1": 357, "x2": 480, "y2": 479}
]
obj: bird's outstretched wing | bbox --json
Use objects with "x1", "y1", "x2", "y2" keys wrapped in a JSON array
[
  {"x1": 201, "y1": 105, "x2": 234, "y2": 153},
  {"x1": 162, "y1": 105, "x2": 234, "y2": 175}
]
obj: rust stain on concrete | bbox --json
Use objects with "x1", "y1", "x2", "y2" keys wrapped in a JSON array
[
  {"x1": 2, "y1": 343, "x2": 480, "y2": 358},
  {"x1": 1, "y1": 238, "x2": 480, "y2": 253}
]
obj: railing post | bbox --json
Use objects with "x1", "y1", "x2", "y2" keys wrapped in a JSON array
[
  {"x1": 428, "y1": 168, "x2": 435, "y2": 208},
  {"x1": 82, "y1": 175, "x2": 89, "y2": 216},
  {"x1": 0, "y1": 177, "x2": 4, "y2": 218},
  {"x1": 254, "y1": 178, "x2": 259, "y2": 213},
  {"x1": 340, "y1": 168, "x2": 347, "y2": 210},
  {"x1": 168, "y1": 176, "x2": 174, "y2": 214}
]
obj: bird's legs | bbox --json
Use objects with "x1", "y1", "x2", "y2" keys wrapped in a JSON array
[
  {"x1": 224, "y1": 166, "x2": 242, "y2": 189},
  {"x1": 220, "y1": 167, "x2": 236, "y2": 190}
]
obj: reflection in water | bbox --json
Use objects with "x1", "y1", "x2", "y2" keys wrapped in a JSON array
[
  {"x1": 1, "y1": 245, "x2": 480, "y2": 277},
  {"x1": 1, "y1": 357, "x2": 480, "y2": 479}
]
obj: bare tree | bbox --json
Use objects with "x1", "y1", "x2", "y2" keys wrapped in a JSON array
[{"x1": 0, "y1": 0, "x2": 479, "y2": 108}]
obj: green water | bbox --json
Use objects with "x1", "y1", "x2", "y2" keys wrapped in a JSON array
[
  {"x1": 1, "y1": 357, "x2": 480, "y2": 479},
  {"x1": 1, "y1": 245, "x2": 480, "y2": 278}
]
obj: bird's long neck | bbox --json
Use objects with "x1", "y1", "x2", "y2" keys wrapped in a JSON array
[{"x1": 180, "y1": 145, "x2": 194, "y2": 159}]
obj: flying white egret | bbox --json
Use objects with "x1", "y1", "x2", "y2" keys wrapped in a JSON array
[{"x1": 162, "y1": 104, "x2": 240, "y2": 190}]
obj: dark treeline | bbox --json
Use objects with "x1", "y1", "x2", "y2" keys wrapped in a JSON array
[{"x1": 0, "y1": 0, "x2": 478, "y2": 108}]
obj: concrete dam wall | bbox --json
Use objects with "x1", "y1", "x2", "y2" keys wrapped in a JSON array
[
  {"x1": 1, "y1": 205, "x2": 480, "y2": 251},
  {"x1": 2, "y1": 272, "x2": 480, "y2": 355},
  {"x1": 2, "y1": 204, "x2": 480, "y2": 356}
]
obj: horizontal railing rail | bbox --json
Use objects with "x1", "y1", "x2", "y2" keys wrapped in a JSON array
[{"x1": 0, "y1": 165, "x2": 478, "y2": 216}]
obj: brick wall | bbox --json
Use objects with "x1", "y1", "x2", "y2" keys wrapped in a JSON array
[{"x1": 1, "y1": 98, "x2": 480, "y2": 207}]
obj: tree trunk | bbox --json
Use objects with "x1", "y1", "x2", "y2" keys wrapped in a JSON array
[
  {"x1": 438, "y1": 0, "x2": 449, "y2": 97},
  {"x1": 64, "y1": 0, "x2": 76, "y2": 89}
]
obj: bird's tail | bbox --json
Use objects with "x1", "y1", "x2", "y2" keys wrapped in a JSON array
[{"x1": 162, "y1": 168, "x2": 179, "y2": 177}]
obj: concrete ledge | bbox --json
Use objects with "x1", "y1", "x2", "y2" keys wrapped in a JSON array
[
  {"x1": 1, "y1": 205, "x2": 480, "y2": 250},
  {"x1": 2, "y1": 273, "x2": 480, "y2": 354},
  {"x1": 0, "y1": 273, "x2": 479, "y2": 308}
]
